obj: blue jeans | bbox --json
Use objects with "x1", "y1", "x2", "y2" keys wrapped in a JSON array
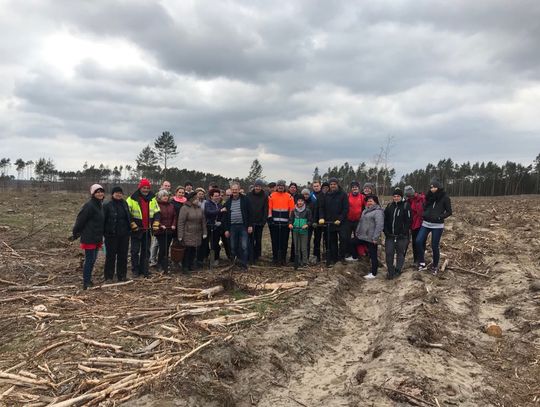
[
  {"x1": 83, "y1": 248, "x2": 99, "y2": 286},
  {"x1": 230, "y1": 224, "x2": 249, "y2": 266},
  {"x1": 416, "y1": 226, "x2": 444, "y2": 267}
]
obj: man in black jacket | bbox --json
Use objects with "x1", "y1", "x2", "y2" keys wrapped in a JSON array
[
  {"x1": 103, "y1": 186, "x2": 132, "y2": 282},
  {"x1": 247, "y1": 179, "x2": 268, "y2": 263},
  {"x1": 310, "y1": 180, "x2": 324, "y2": 262},
  {"x1": 318, "y1": 178, "x2": 349, "y2": 266},
  {"x1": 224, "y1": 183, "x2": 253, "y2": 270},
  {"x1": 384, "y1": 188, "x2": 412, "y2": 279}
]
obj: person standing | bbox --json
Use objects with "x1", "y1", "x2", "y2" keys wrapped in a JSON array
[
  {"x1": 184, "y1": 181, "x2": 194, "y2": 194},
  {"x1": 172, "y1": 186, "x2": 187, "y2": 216},
  {"x1": 150, "y1": 180, "x2": 171, "y2": 267},
  {"x1": 155, "y1": 189, "x2": 177, "y2": 274},
  {"x1": 223, "y1": 183, "x2": 253, "y2": 270},
  {"x1": 103, "y1": 186, "x2": 131, "y2": 282},
  {"x1": 404, "y1": 185, "x2": 426, "y2": 266},
  {"x1": 126, "y1": 179, "x2": 161, "y2": 278},
  {"x1": 383, "y1": 188, "x2": 412, "y2": 279},
  {"x1": 71, "y1": 184, "x2": 105, "y2": 289},
  {"x1": 310, "y1": 180, "x2": 324, "y2": 262},
  {"x1": 177, "y1": 192, "x2": 207, "y2": 273},
  {"x1": 203, "y1": 189, "x2": 225, "y2": 267},
  {"x1": 318, "y1": 177, "x2": 349, "y2": 267},
  {"x1": 248, "y1": 179, "x2": 268, "y2": 264},
  {"x1": 416, "y1": 179, "x2": 452, "y2": 274},
  {"x1": 301, "y1": 188, "x2": 315, "y2": 259},
  {"x1": 289, "y1": 196, "x2": 312, "y2": 268},
  {"x1": 344, "y1": 181, "x2": 365, "y2": 261},
  {"x1": 354, "y1": 195, "x2": 384, "y2": 280},
  {"x1": 268, "y1": 180, "x2": 295, "y2": 265}
]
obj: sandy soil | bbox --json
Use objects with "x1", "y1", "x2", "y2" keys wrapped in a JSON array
[{"x1": 0, "y1": 191, "x2": 539, "y2": 406}]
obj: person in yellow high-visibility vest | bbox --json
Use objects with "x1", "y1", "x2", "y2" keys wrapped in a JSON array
[{"x1": 126, "y1": 178, "x2": 160, "y2": 278}]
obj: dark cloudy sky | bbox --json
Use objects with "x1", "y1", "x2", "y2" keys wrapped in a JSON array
[{"x1": 1, "y1": 0, "x2": 539, "y2": 183}]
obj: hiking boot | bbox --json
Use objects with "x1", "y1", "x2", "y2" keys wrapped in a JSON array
[
  {"x1": 430, "y1": 265, "x2": 439, "y2": 275},
  {"x1": 418, "y1": 263, "x2": 427, "y2": 272},
  {"x1": 364, "y1": 273, "x2": 376, "y2": 280},
  {"x1": 212, "y1": 260, "x2": 220, "y2": 267},
  {"x1": 386, "y1": 272, "x2": 394, "y2": 280}
]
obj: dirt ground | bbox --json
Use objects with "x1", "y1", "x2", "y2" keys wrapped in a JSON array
[{"x1": 0, "y1": 191, "x2": 539, "y2": 406}]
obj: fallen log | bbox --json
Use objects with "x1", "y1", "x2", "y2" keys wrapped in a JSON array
[
  {"x1": 245, "y1": 281, "x2": 308, "y2": 291},
  {"x1": 197, "y1": 312, "x2": 259, "y2": 327},
  {"x1": 89, "y1": 280, "x2": 134, "y2": 290},
  {"x1": 76, "y1": 335, "x2": 123, "y2": 352},
  {"x1": 448, "y1": 266, "x2": 490, "y2": 278}
]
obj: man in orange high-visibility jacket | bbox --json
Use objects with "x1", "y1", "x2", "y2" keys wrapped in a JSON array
[{"x1": 268, "y1": 179, "x2": 295, "y2": 265}]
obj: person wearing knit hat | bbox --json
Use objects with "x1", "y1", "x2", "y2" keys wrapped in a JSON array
[
  {"x1": 248, "y1": 179, "x2": 269, "y2": 264},
  {"x1": 344, "y1": 181, "x2": 365, "y2": 262},
  {"x1": 383, "y1": 187, "x2": 412, "y2": 279},
  {"x1": 126, "y1": 179, "x2": 161, "y2": 278},
  {"x1": 70, "y1": 183, "x2": 105, "y2": 289},
  {"x1": 103, "y1": 186, "x2": 131, "y2": 282},
  {"x1": 268, "y1": 178, "x2": 295, "y2": 265},
  {"x1": 404, "y1": 185, "x2": 426, "y2": 266},
  {"x1": 287, "y1": 182, "x2": 303, "y2": 263},
  {"x1": 310, "y1": 179, "x2": 325, "y2": 262},
  {"x1": 416, "y1": 179, "x2": 452, "y2": 274}
]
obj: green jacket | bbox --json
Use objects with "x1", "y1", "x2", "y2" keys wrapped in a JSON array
[{"x1": 289, "y1": 207, "x2": 312, "y2": 235}]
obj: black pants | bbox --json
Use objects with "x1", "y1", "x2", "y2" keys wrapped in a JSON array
[
  {"x1": 250, "y1": 224, "x2": 264, "y2": 262},
  {"x1": 182, "y1": 246, "x2": 197, "y2": 271},
  {"x1": 156, "y1": 233, "x2": 174, "y2": 273},
  {"x1": 270, "y1": 223, "x2": 289, "y2": 263},
  {"x1": 385, "y1": 236, "x2": 409, "y2": 276},
  {"x1": 355, "y1": 239, "x2": 379, "y2": 275},
  {"x1": 131, "y1": 230, "x2": 151, "y2": 277},
  {"x1": 344, "y1": 220, "x2": 359, "y2": 258},
  {"x1": 410, "y1": 228, "x2": 426, "y2": 263},
  {"x1": 104, "y1": 235, "x2": 129, "y2": 281},
  {"x1": 313, "y1": 226, "x2": 324, "y2": 261},
  {"x1": 328, "y1": 225, "x2": 347, "y2": 264}
]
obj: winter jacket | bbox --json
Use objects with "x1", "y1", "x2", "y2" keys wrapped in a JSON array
[
  {"x1": 155, "y1": 201, "x2": 177, "y2": 235},
  {"x1": 223, "y1": 194, "x2": 253, "y2": 231},
  {"x1": 72, "y1": 197, "x2": 105, "y2": 244},
  {"x1": 355, "y1": 204, "x2": 384, "y2": 242},
  {"x1": 383, "y1": 200, "x2": 412, "y2": 238},
  {"x1": 422, "y1": 189, "x2": 452, "y2": 224},
  {"x1": 172, "y1": 197, "x2": 186, "y2": 217},
  {"x1": 103, "y1": 198, "x2": 131, "y2": 238},
  {"x1": 407, "y1": 193, "x2": 425, "y2": 230},
  {"x1": 347, "y1": 193, "x2": 365, "y2": 222},
  {"x1": 289, "y1": 206, "x2": 312, "y2": 235},
  {"x1": 177, "y1": 202, "x2": 207, "y2": 247},
  {"x1": 319, "y1": 189, "x2": 349, "y2": 223},
  {"x1": 204, "y1": 199, "x2": 223, "y2": 227},
  {"x1": 268, "y1": 191, "x2": 295, "y2": 224},
  {"x1": 248, "y1": 189, "x2": 268, "y2": 225},
  {"x1": 126, "y1": 190, "x2": 160, "y2": 230},
  {"x1": 311, "y1": 191, "x2": 323, "y2": 222}
]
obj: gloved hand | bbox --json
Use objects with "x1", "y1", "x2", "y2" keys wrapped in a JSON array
[
  {"x1": 215, "y1": 221, "x2": 222, "y2": 227},
  {"x1": 302, "y1": 224, "x2": 309, "y2": 229},
  {"x1": 68, "y1": 235, "x2": 77, "y2": 242},
  {"x1": 130, "y1": 222, "x2": 139, "y2": 232},
  {"x1": 312, "y1": 222, "x2": 318, "y2": 228},
  {"x1": 203, "y1": 234, "x2": 207, "y2": 239},
  {"x1": 318, "y1": 218, "x2": 325, "y2": 225},
  {"x1": 288, "y1": 224, "x2": 293, "y2": 229},
  {"x1": 334, "y1": 220, "x2": 341, "y2": 226},
  {"x1": 152, "y1": 221, "x2": 160, "y2": 233}
]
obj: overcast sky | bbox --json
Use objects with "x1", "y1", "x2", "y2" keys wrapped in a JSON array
[{"x1": 1, "y1": 0, "x2": 539, "y2": 183}]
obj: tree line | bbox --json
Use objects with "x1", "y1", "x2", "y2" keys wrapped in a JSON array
[{"x1": 1, "y1": 131, "x2": 539, "y2": 196}]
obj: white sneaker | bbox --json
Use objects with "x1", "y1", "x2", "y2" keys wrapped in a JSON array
[
  {"x1": 364, "y1": 273, "x2": 376, "y2": 280},
  {"x1": 345, "y1": 256, "x2": 355, "y2": 262}
]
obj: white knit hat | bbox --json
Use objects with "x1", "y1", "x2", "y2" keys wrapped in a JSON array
[{"x1": 90, "y1": 184, "x2": 104, "y2": 195}]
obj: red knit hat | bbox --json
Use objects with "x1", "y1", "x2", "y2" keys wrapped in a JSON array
[{"x1": 138, "y1": 178, "x2": 151, "y2": 189}]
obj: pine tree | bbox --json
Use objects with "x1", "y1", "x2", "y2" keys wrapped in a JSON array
[
  {"x1": 313, "y1": 166, "x2": 320, "y2": 182},
  {"x1": 154, "y1": 131, "x2": 178, "y2": 177},
  {"x1": 14, "y1": 158, "x2": 25, "y2": 179},
  {"x1": 246, "y1": 159, "x2": 264, "y2": 184},
  {"x1": 136, "y1": 145, "x2": 160, "y2": 180}
]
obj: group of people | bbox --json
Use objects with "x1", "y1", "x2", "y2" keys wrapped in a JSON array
[{"x1": 71, "y1": 176, "x2": 452, "y2": 289}]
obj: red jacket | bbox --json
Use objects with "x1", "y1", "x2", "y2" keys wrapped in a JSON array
[
  {"x1": 347, "y1": 193, "x2": 365, "y2": 222},
  {"x1": 407, "y1": 193, "x2": 425, "y2": 230},
  {"x1": 155, "y1": 201, "x2": 177, "y2": 234}
]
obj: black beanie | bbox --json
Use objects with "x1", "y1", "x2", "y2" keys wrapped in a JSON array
[
  {"x1": 111, "y1": 186, "x2": 123, "y2": 194},
  {"x1": 430, "y1": 178, "x2": 443, "y2": 189},
  {"x1": 350, "y1": 180, "x2": 360, "y2": 188},
  {"x1": 392, "y1": 188, "x2": 403, "y2": 197}
]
